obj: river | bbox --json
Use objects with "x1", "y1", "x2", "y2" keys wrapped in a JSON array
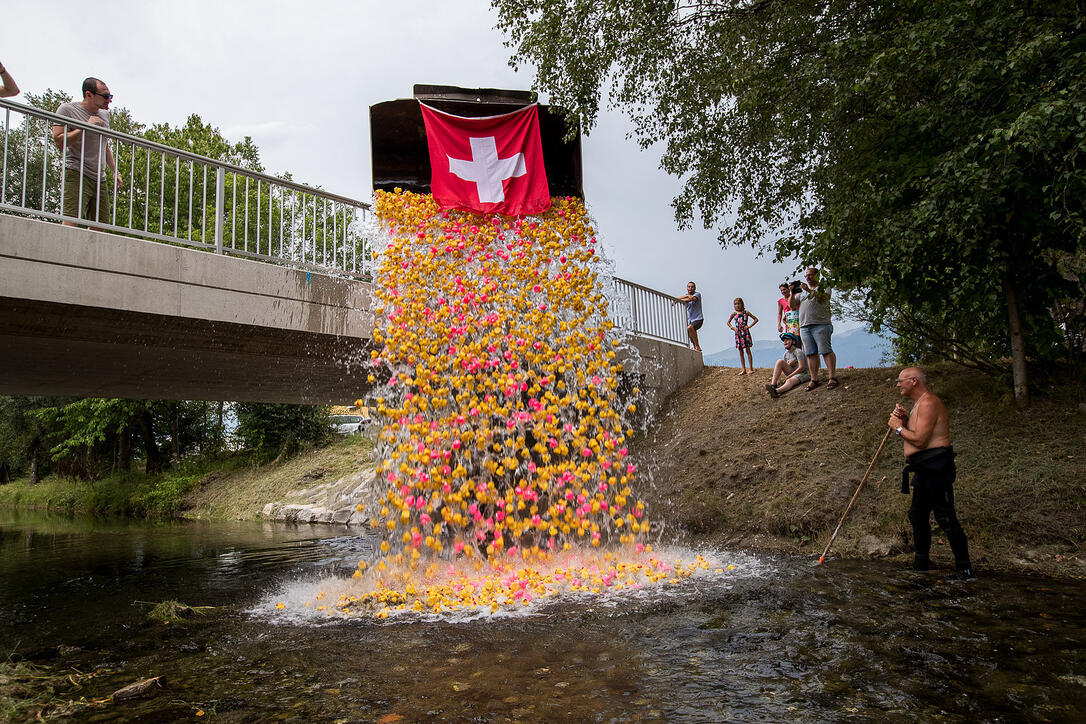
[{"x1": 1, "y1": 509, "x2": 1083, "y2": 722}]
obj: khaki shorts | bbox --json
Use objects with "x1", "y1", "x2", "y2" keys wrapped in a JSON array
[{"x1": 62, "y1": 167, "x2": 112, "y2": 224}]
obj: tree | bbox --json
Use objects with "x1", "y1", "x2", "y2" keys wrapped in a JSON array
[
  {"x1": 235, "y1": 403, "x2": 331, "y2": 461},
  {"x1": 0, "y1": 396, "x2": 65, "y2": 484},
  {"x1": 493, "y1": 0, "x2": 1086, "y2": 404}
]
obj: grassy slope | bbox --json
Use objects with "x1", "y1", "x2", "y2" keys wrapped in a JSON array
[
  {"x1": 180, "y1": 434, "x2": 374, "y2": 520},
  {"x1": 0, "y1": 435, "x2": 374, "y2": 521},
  {"x1": 633, "y1": 364, "x2": 1086, "y2": 577},
  {"x1": 0, "y1": 467, "x2": 210, "y2": 517}
]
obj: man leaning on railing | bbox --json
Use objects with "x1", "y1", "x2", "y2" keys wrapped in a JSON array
[{"x1": 50, "y1": 77, "x2": 124, "y2": 228}]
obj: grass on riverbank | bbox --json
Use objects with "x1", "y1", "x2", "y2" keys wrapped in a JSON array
[
  {"x1": 0, "y1": 467, "x2": 210, "y2": 517},
  {"x1": 0, "y1": 658, "x2": 104, "y2": 722},
  {"x1": 0, "y1": 434, "x2": 375, "y2": 520},
  {"x1": 180, "y1": 432, "x2": 374, "y2": 520},
  {"x1": 3, "y1": 367, "x2": 1082, "y2": 579}
]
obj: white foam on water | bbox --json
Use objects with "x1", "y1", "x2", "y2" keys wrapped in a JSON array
[{"x1": 250, "y1": 544, "x2": 773, "y2": 626}]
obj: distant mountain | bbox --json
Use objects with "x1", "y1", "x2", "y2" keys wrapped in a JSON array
[{"x1": 704, "y1": 326, "x2": 893, "y2": 369}]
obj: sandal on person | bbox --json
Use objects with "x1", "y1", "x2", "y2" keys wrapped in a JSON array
[
  {"x1": 764, "y1": 383, "x2": 779, "y2": 399},
  {"x1": 826, "y1": 378, "x2": 839, "y2": 389},
  {"x1": 805, "y1": 380, "x2": 821, "y2": 392}
]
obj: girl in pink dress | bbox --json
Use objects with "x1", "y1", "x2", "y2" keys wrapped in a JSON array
[{"x1": 727, "y1": 297, "x2": 759, "y2": 375}]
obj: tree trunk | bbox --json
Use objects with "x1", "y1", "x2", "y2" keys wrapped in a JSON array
[
  {"x1": 116, "y1": 428, "x2": 132, "y2": 472},
  {"x1": 1004, "y1": 275, "x2": 1030, "y2": 406},
  {"x1": 139, "y1": 409, "x2": 167, "y2": 474},
  {"x1": 27, "y1": 435, "x2": 42, "y2": 485},
  {"x1": 217, "y1": 400, "x2": 225, "y2": 454},
  {"x1": 170, "y1": 405, "x2": 181, "y2": 463}
]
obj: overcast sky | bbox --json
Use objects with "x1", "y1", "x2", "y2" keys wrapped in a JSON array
[{"x1": 5, "y1": 0, "x2": 848, "y2": 355}]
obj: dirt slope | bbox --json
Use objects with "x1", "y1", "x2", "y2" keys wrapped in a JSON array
[{"x1": 632, "y1": 364, "x2": 1086, "y2": 578}]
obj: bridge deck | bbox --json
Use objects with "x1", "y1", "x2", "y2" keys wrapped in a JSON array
[
  {"x1": 1, "y1": 214, "x2": 700, "y2": 406},
  {"x1": 1, "y1": 215, "x2": 374, "y2": 404}
]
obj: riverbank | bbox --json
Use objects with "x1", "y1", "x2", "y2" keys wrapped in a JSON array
[
  {"x1": 2, "y1": 365, "x2": 1082, "y2": 578},
  {"x1": 0, "y1": 435, "x2": 375, "y2": 521},
  {"x1": 634, "y1": 364, "x2": 1086, "y2": 579}
]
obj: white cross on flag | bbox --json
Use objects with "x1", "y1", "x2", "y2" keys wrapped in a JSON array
[{"x1": 419, "y1": 102, "x2": 550, "y2": 216}]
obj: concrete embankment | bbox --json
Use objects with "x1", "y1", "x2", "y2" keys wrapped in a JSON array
[{"x1": 258, "y1": 467, "x2": 375, "y2": 526}]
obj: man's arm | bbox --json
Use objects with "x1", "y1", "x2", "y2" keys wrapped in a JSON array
[
  {"x1": 51, "y1": 122, "x2": 82, "y2": 151},
  {"x1": 787, "y1": 289, "x2": 801, "y2": 310},
  {"x1": 887, "y1": 398, "x2": 938, "y2": 446},
  {"x1": 51, "y1": 107, "x2": 95, "y2": 151},
  {"x1": 105, "y1": 141, "x2": 123, "y2": 188},
  {"x1": 0, "y1": 63, "x2": 19, "y2": 98}
]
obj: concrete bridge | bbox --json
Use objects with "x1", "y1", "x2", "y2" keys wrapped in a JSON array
[
  {"x1": 0, "y1": 215, "x2": 374, "y2": 404},
  {"x1": 0, "y1": 214, "x2": 700, "y2": 406},
  {"x1": 0, "y1": 97, "x2": 699, "y2": 407}
]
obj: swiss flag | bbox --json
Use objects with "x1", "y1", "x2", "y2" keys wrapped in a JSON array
[{"x1": 419, "y1": 102, "x2": 551, "y2": 216}]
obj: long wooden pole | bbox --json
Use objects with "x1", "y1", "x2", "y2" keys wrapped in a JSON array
[{"x1": 818, "y1": 427, "x2": 894, "y2": 565}]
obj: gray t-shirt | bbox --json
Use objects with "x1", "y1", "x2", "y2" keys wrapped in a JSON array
[
  {"x1": 55, "y1": 102, "x2": 110, "y2": 177},
  {"x1": 797, "y1": 286, "x2": 832, "y2": 327},
  {"x1": 685, "y1": 290, "x2": 703, "y2": 324}
]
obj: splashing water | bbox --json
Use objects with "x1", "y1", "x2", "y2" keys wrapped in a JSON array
[
  {"x1": 261, "y1": 546, "x2": 760, "y2": 624},
  {"x1": 277, "y1": 190, "x2": 734, "y2": 619}
]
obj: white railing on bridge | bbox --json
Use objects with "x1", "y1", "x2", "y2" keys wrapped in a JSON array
[
  {"x1": 0, "y1": 98, "x2": 373, "y2": 278},
  {"x1": 611, "y1": 277, "x2": 690, "y2": 347}
]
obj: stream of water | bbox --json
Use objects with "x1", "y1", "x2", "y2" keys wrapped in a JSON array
[{"x1": 2, "y1": 509, "x2": 1084, "y2": 722}]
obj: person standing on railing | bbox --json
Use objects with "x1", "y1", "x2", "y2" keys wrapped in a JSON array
[
  {"x1": 51, "y1": 77, "x2": 123, "y2": 228},
  {"x1": 673, "y1": 281, "x2": 704, "y2": 352},
  {"x1": 0, "y1": 61, "x2": 20, "y2": 97}
]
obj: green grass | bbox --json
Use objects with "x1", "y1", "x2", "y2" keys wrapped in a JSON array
[
  {"x1": 0, "y1": 434, "x2": 375, "y2": 520},
  {"x1": 140, "y1": 599, "x2": 216, "y2": 625},
  {"x1": 0, "y1": 456, "x2": 246, "y2": 518},
  {"x1": 0, "y1": 657, "x2": 99, "y2": 722},
  {"x1": 181, "y1": 433, "x2": 376, "y2": 521}
]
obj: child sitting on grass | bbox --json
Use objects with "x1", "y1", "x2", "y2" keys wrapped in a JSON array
[{"x1": 765, "y1": 333, "x2": 810, "y2": 397}]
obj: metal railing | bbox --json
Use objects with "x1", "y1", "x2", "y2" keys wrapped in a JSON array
[
  {"x1": 0, "y1": 98, "x2": 372, "y2": 278},
  {"x1": 612, "y1": 276, "x2": 691, "y2": 347}
]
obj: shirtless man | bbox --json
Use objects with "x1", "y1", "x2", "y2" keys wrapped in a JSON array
[{"x1": 888, "y1": 367, "x2": 973, "y2": 579}]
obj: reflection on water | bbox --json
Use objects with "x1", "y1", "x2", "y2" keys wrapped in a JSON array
[{"x1": 2, "y1": 509, "x2": 1084, "y2": 721}]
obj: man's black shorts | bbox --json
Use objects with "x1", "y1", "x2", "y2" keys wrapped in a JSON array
[{"x1": 690, "y1": 320, "x2": 704, "y2": 330}]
